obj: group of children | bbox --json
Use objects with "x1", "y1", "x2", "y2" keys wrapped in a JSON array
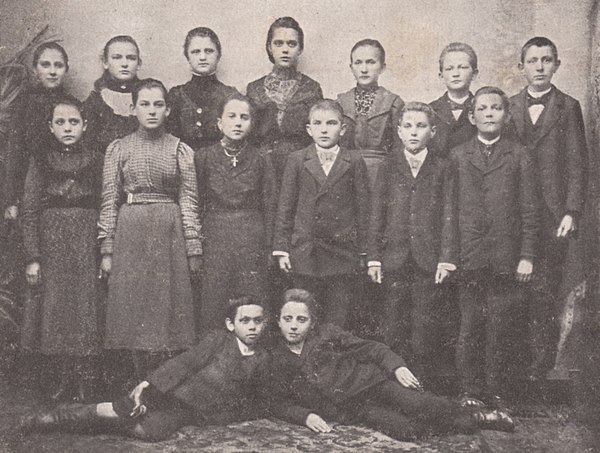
[{"x1": 1, "y1": 15, "x2": 587, "y2": 444}]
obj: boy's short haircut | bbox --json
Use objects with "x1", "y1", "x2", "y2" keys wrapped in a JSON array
[
  {"x1": 308, "y1": 99, "x2": 344, "y2": 122},
  {"x1": 520, "y1": 36, "x2": 559, "y2": 63},
  {"x1": 350, "y1": 39, "x2": 386, "y2": 65},
  {"x1": 438, "y1": 42, "x2": 478, "y2": 72},
  {"x1": 280, "y1": 288, "x2": 318, "y2": 319},
  {"x1": 399, "y1": 101, "x2": 436, "y2": 126},
  {"x1": 48, "y1": 94, "x2": 86, "y2": 123},
  {"x1": 225, "y1": 295, "x2": 266, "y2": 321},
  {"x1": 470, "y1": 86, "x2": 510, "y2": 114}
]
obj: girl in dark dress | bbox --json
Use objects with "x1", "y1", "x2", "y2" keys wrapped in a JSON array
[
  {"x1": 4, "y1": 42, "x2": 71, "y2": 221},
  {"x1": 168, "y1": 27, "x2": 237, "y2": 151},
  {"x1": 195, "y1": 94, "x2": 276, "y2": 329},
  {"x1": 21, "y1": 97, "x2": 102, "y2": 402},
  {"x1": 83, "y1": 35, "x2": 141, "y2": 156},
  {"x1": 98, "y1": 79, "x2": 201, "y2": 380},
  {"x1": 246, "y1": 16, "x2": 323, "y2": 187}
]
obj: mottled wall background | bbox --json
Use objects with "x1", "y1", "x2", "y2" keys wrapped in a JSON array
[{"x1": 0, "y1": 0, "x2": 593, "y2": 113}]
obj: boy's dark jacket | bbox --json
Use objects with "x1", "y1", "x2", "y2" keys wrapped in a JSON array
[
  {"x1": 429, "y1": 92, "x2": 476, "y2": 157},
  {"x1": 266, "y1": 323, "x2": 405, "y2": 426},
  {"x1": 273, "y1": 145, "x2": 370, "y2": 276},
  {"x1": 147, "y1": 330, "x2": 269, "y2": 423},
  {"x1": 507, "y1": 86, "x2": 587, "y2": 233},
  {"x1": 450, "y1": 136, "x2": 539, "y2": 272},
  {"x1": 368, "y1": 145, "x2": 458, "y2": 272}
]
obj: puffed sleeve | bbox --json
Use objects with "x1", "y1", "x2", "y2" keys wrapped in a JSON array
[
  {"x1": 21, "y1": 157, "x2": 42, "y2": 263},
  {"x1": 97, "y1": 139, "x2": 124, "y2": 255},
  {"x1": 176, "y1": 141, "x2": 203, "y2": 256}
]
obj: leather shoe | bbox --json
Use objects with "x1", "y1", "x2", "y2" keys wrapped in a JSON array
[
  {"x1": 20, "y1": 403, "x2": 97, "y2": 433},
  {"x1": 476, "y1": 409, "x2": 515, "y2": 432},
  {"x1": 458, "y1": 392, "x2": 486, "y2": 408}
]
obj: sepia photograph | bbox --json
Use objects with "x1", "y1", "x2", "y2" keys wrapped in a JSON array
[{"x1": 0, "y1": 0, "x2": 599, "y2": 451}]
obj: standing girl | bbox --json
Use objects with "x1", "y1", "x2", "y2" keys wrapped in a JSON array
[
  {"x1": 98, "y1": 79, "x2": 201, "y2": 379},
  {"x1": 83, "y1": 35, "x2": 141, "y2": 155},
  {"x1": 246, "y1": 16, "x2": 323, "y2": 187},
  {"x1": 195, "y1": 94, "x2": 276, "y2": 329},
  {"x1": 168, "y1": 27, "x2": 237, "y2": 150},
  {"x1": 21, "y1": 97, "x2": 102, "y2": 402}
]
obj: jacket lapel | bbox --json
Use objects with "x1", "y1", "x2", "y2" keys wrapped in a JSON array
[
  {"x1": 465, "y1": 137, "x2": 487, "y2": 173},
  {"x1": 533, "y1": 88, "x2": 563, "y2": 144},
  {"x1": 510, "y1": 89, "x2": 528, "y2": 139},
  {"x1": 303, "y1": 145, "x2": 327, "y2": 187},
  {"x1": 318, "y1": 148, "x2": 352, "y2": 196},
  {"x1": 484, "y1": 138, "x2": 511, "y2": 174},
  {"x1": 367, "y1": 87, "x2": 395, "y2": 119},
  {"x1": 337, "y1": 88, "x2": 357, "y2": 121}
]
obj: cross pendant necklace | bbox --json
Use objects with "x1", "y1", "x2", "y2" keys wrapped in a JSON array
[{"x1": 222, "y1": 147, "x2": 243, "y2": 167}]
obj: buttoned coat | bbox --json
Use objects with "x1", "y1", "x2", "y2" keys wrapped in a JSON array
[
  {"x1": 429, "y1": 92, "x2": 476, "y2": 157},
  {"x1": 147, "y1": 330, "x2": 269, "y2": 423},
  {"x1": 507, "y1": 86, "x2": 587, "y2": 234},
  {"x1": 337, "y1": 86, "x2": 404, "y2": 153},
  {"x1": 273, "y1": 145, "x2": 370, "y2": 276},
  {"x1": 368, "y1": 147, "x2": 458, "y2": 273},
  {"x1": 450, "y1": 136, "x2": 539, "y2": 273}
]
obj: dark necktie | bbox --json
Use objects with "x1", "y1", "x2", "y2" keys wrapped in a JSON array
[
  {"x1": 480, "y1": 143, "x2": 494, "y2": 164},
  {"x1": 526, "y1": 92, "x2": 550, "y2": 107}
]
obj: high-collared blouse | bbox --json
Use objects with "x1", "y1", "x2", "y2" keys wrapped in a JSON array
[{"x1": 98, "y1": 128, "x2": 202, "y2": 256}]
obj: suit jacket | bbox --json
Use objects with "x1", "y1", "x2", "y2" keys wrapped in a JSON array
[
  {"x1": 429, "y1": 92, "x2": 476, "y2": 157},
  {"x1": 368, "y1": 147, "x2": 458, "y2": 272},
  {"x1": 273, "y1": 145, "x2": 370, "y2": 276},
  {"x1": 451, "y1": 136, "x2": 539, "y2": 273},
  {"x1": 507, "y1": 86, "x2": 587, "y2": 233},
  {"x1": 337, "y1": 86, "x2": 404, "y2": 152},
  {"x1": 147, "y1": 330, "x2": 269, "y2": 423},
  {"x1": 266, "y1": 323, "x2": 406, "y2": 426}
]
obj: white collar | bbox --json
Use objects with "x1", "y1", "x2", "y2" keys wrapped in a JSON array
[
  {"x1": 236, "y1": 337, "x2": 255, "y2": 356},
  {"x1": 448, "y1": 93, "x2": 470, "y2": 105},
  {"x1": 477, "y1": 135, "x2": 501, "y2": 146},
  {"x1": 315, "y1": 144, "x2": 340, "y2": 155},
  {"x1": 404, "y1": 147, "x2": 429, "y2": 162},
  {"x1": 527, "y1": 87, "x2": 552, "y2": 99}
]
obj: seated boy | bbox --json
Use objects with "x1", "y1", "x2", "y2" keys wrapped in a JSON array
[
  {"x1": 20, "y1": 295, "x2": 268, "y2": 442},
  {"x1": 273, "y1": 99, "x2": 370, "y2": 328},
  {"x1": 451, "y1": 86, "x2": 539, "y2": 408},
  {"x1": 266, "y1": 288, "x2": 514, "y2": 441}
]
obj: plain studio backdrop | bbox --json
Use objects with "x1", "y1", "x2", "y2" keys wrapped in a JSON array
[{"x1": 0, "y1": 0, "x2": 593, "y2": 116}]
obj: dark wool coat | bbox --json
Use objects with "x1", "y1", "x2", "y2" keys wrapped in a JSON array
[{"x1": 429, "y1": 92, "x2": 476, "y2": 158}]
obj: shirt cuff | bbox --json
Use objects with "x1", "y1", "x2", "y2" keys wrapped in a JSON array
[
  {"x1": 272, "y1": 251, "x2": 289, "y2": 258},
  {"x1": 100, "y1": 238, "x2": 114, "y2": 256},
  {"x1": 368, "y1": 261, "x2": 382, "y2": 267},
  {"x1": 437, "y1": 262, "x2": 457, "y2": 272}
]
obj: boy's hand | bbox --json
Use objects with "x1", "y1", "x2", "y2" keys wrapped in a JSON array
[
  {"x1": 305, "y1": 413, "x2": 332, "y2": 433},
  {"x1": 188, "y1": 255, "x2": 202, "y2": 280},
  {"x1": 129, "y1": 380, "x2": 150, "y2": 418},
  {"x1": 394, "y1": 367, "x2": 421, "y2": 390},
  {"x1": 435, "y1": 268, "x2": 450, "y2": 284},
  {"x1": 278, "y1": 255, "x2": 292, "y2": 273},
  {"x1": 25, "y1": 262, "x2": 41, "y2": 286},
  {"x1": 557, "y1": 214, "x2": 575, "y2": 238},
  {"x1": 4, "y1": 205, "x2": 18, "y2": 220},
  {"x1": 516, "y1": 258, "x2": 533, "y2": 282},
  {"x1": 368, "y1": 265, "x2": 382, "y2": 284},
  {"x1": 99, "y1": 255, "x2": 112, "y2": 280}
]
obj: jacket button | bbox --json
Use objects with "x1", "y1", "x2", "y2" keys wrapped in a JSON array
[
  {"x1": 196, "y1": 121, "x2": 202, "y2": 127},
  {"x1": 196, "y1": 108, "x2": 203, "y2": 114}
]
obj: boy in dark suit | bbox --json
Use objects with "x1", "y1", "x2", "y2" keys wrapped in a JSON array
[
  {"x1": 273, "y1": 99, "x2": 370, "y2": 328},
  {"x1": 21, "y1": 296, "x2": 269, "y2": 442},
  {"x1": 507, "y1": 36, "x2": 588, "y2": 381},
  {"x1": 267, "y1": 289, "x2": 514, "y2": 441},
  {"x1": 429, "y1": 42, "x2": 479, "y2": 156},
  {"x1": 368, "y1": 102, "x2": 457, "y2": 377},
  {"x1": 452, "y1": 86, "x2": 539, "y2": 409}
]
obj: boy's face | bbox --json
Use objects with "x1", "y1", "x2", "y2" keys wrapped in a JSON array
[
  {"x1": 132, "y1": 87, "x2": 170, "y2": 130},
  {"x1": 226, "y1": 304, "x2": 266, "y2": 347},
  {"x1": 469, "y1": 93, "x2": 509, "y2": 140},
  {"x1": 519, "y1": 45, "x2": 560, "y2": 92},
  {"x1": 397, "y1": 110, "x2": 435, "y2": 153},
  {"x1": 350, "y1": 45, "x2": 385, "y2": 88},
  {"x1": 439, "y1": 51, "x2": 478, "y2": 94},
  {"x1": 278, "y1": 301, "x2": 313, "y2": 346},
  {"x1": 218, "y1": 99, "x2": 252, "y2": 141},
  {"x1": 306, "y1": 109, "x2": 346, "y2": 149},
  {"x1": 50, "y1": 104, "x2": 87, "y2": 145},
  {"x1": 103, "y1": 41, "x2": 140, "y2": 82}
]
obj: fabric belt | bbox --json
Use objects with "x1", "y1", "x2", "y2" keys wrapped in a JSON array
[{"x1": 126, "y1": 193, "x2": 174, "y2": 204}]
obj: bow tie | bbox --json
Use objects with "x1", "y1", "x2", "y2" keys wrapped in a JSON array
[
  {"x1": 448, "y1": 100, "x2": 466, "y2": 111},
  {"x1": 527, "y1": 92, "x2": 550, "y2": 107},
  {"x1": 408, "y1": 156, "x2": 420, "y2": 170},
  {"x1": 319, "y1": 150, "x2": 337, "y2": 163}
]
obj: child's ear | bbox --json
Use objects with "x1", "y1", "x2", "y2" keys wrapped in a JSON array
[
  {"x1": 130, "y1": 103, "x2": 136, "y2": 115},
  {"x1": 517, "y1": 62, "x2": 525, "y2": 72},
  {"x1": 217, "y1": 117, "x2": 223, "y2": 132},
  {"x1": 468, "y1": 111, "x2": 476, "y2": 126},
  {"x1": 165, "y1": 106, "x2": 171, "y2": 118},
  {"x1": 48, "y1": 121, "x2": 54, "y2": 134},
  {"x1": 225, "y1": 318, "x2": 235, "y2": 332},
  {"x1": 555, "y1": 59, "x2": 561, "y2": 71},
  {"x1": 471, "y1": 68, "x2": 479, "y2": 82},
  {"x1": 82, "y1": 120, "x2": 88, "y2": 132},
  {"x1": 339, "y1": 122, "x2": 347, "y2": 137},
  {"x1": 430, "y1": 124, "x2": 437, "y2": 138},
  {"x1": 305, "y1": 123, "x2": 313, "y2": 138},
  {"x1": 396, "y1": 124, "x2": 402, "y2": 138}
]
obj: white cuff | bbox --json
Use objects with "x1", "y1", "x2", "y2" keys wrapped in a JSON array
[
  {"x1": 437, "y1": 262, "x2": 457, "y2": 272},
  {"x1": 272, "y1": 251, "x2": 289, "y2": 258},
  {"x1": 367, "y1": 261, "x2": 382, "y2": 267}
]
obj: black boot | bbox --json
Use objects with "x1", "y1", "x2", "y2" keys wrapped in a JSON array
[{"x1": 20, "y1": 403, "x2": 98, "y2": 433}]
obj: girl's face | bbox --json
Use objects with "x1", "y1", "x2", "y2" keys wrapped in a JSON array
[
  {"x1": 35, "y1": 48, "x2": 68, "y2": 89},
  {"x1": 132, "y1": 87, "x2": 170, "y2": 130},
  {"x1": 218, "y1": 99, "x2": 252, "y2": 141},
  {"x1": 350, "y1": 45, "x2": 385, "y2": 88},
  {"x1": 49, "y1": 104, "x2": 87, "y2": 145},
  {"x1": 103, "y1": 41, "x2": 141, "y2": 82},
  {"x1": 269, "y1": 27, "x2": 302, "y2": 68},
  {"x1": 187, "y1": 36, "x2": 220, "y2": 76}
]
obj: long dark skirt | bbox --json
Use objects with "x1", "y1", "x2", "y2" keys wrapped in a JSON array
[
  {"x1": 200, "y1": 209, "x2": 267, "y2": 329},
  {"x1": 105, "y1": 202, "x2": 195, "y2": 351},
  {"x1": 21, "y1": 207, "x2": 100, "y2": 356}
]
